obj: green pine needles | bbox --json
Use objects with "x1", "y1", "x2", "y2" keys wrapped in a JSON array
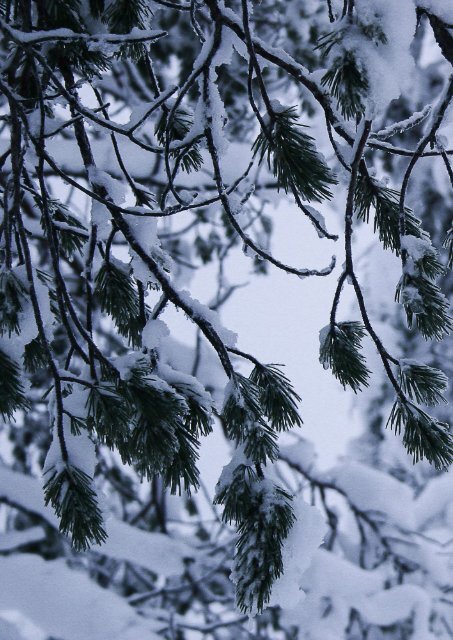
[
  {"x1": 215, "y1": 463, "x2": 294, "y2": 614},
  {"x1": 397, "y1": 276, "x2": 452, "y2": 341},
  {"x1": 0, "y1": 349, "x2": 30, "y2": 419},
  {"x1": 44, "y1": 464, "x2": 108, "y2": 551},
  {"x1": 249, "y1": 363, "x2": 303, "y2": 432},
  {"x1": 23, "y1": 337, "x2": 48, "y2": 374},
  {"x1": 321, "y1": 49, "x2": 368, "y2": 120},
  {"x1": 53, "y1": 359, "x2": 218, "y2": 550},
  {"x1": 319, "y1": 322, "x2": 371, "y2": 392},
  {"x1": 0, "y1": 270, "x2": 27, "y2": 337},
  {"x1": 48, "y1": 200, "x2": 87, "y2": 259},
  {"x1": 222, "y1": 373, "x2": 279, "y2": 463},
  {"x1": 354, "y1": 176, "x2": 422, "y2": 254},
  {"x1": 387, "y1": 401, "x2": 453, "y2": 471},
  {"x1": 399, "y1": 360, "x2": 448, "y2": 407},
  {"x1": 215, "y1": 363, "x2": 304, "y2": 612},
  {"x1": 84, "y1": 360, "x2": 215, "y2": 496},
  {"x1": 94, "y1": 260, "x2": 143, "y2": 347},
  {"x1": 252, "y1": 106, "x2": 336, "y2": 202},
  {"x1": 155, "y1": 108, "x2": 204, "y2": 174}
]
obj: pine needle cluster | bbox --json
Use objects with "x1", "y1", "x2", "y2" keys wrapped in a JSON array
[
  {"x1": 214, "y1": 363, "x2": 302, "y2": 612},
  {"x1": 252, "y1": 106, "x2": 336, "y2": 202},
  {"x1": 0, "y1": 270, "x2": 27, "y2": 337},
  {"x1": 322, "y1": 49, "x2": 368, "y2": 120},
  {"x1": 388, "y1": 400, "x2": 453, "y2": 471},
  {"x1": 399, "y1": 361, "x2": 448, "y2": 407},
  {"x1": 94, "y1": 260, "x2": 143, "y2": 347},
  {"x1": 319, "y1": 322, "x2": 371, "y2": 392},
  {"x1": 354, "y1": 176, "x2": 421, "y2": 253},
  {"x1": 0, "y1": 349, "x2": 30, "y2": 419},
  {"x1": 44, "y1": 464, "x2": 108, "y2": 551},
  {"x1": 155, "y1": 108, "x2": 204, "y2": 174},
  {"x1": 83, "y1": 359, "x2": 213, "y2": 496},
  {"x1": 396, "y1": 236, "x2": 452, "y2": 341},
  {"x1": 215, "y1": 463, "x2": 294, "y2": 614}
]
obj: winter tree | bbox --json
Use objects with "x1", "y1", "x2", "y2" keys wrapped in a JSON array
[{"x1": 0, "y1": 0, "x2": 452, "y2": 638}]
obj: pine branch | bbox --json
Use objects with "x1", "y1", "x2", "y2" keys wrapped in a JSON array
[
  {"x1": 0, "y1": 349, "x2": 30, "y2": 419},
  {"x1": 95, "y1": 260, "x2": 143, "y2": 347},
  {"x1": 321, "y1": 49, "x2": 368, "y2": 120},
  {"x1": 215, "y1": 461, "x2": 294, "y2": 614},
  {"x1": 44, "y1": 464, "x2": 107, "y2": 551},
  {"x1": 387, "y1": 401, "x2": 453, "y2": 471},
  {"x1": 319, "y1": 322, "x2": 371, "y2": 392},
  {"x1": 249, "y1": 363, "x2": 303, "y2": 431},
  {"x1": 23, "y1": 336, "x2": 48, "y2": 374},
  {"x1": 252, "y1": 106, "x2": 336, "y2": 202},
  {"x1": 222, "y1": 373, "x2": 279, "y2": 463},
  {"x1": 354, "y1": 176, "x2": 421, "y2": 254},
  {"x1": 399, "y1": 360, "x2": 448, "y2": 406},
  {"x1": 0, "y1": 269, "x2": 28, "y2": 337},
  {"x1": 396, "y1": 273, "x2": 452, "y2": 341}
]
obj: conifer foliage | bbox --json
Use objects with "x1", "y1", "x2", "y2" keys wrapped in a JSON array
[{"x1": 0, "y1": 0, "x2": 452, "y2": 629}]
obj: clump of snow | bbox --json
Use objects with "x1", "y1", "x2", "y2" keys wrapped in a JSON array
[
  {"x1": 215, "y1": 444, "x2": 251, "y2": 496},
  {"x1": 401, "y1": 234, "x2": 436, "y2": 263},
  {"x1": 280, "y1": 438, "x2": 317, "y2": 470},
  {"x1": 414, "y1": 472, "x2": 453, "y2": 528},
  {"x1": 329, "y1": 460, "x2": 416, "y2": 528},
  {"x1": 91, "y1": 200, "x2": 111, "y2": 242},
  {"x1": 44, "y1": 414, "x2": 97, "y2": 478},
  {"x1": 88, "y1": 167, "x2": 127, "y2": 205},
  {"x1": 300, "y1": 548, "x2": 382, "y2": 600},
  {"x1": 142, "y1": 317, "x2": 170, "y2": 350},
  {"x1": 111, "y1": 351, "x2": 145, "y2": 380},
  {"x1": 356, "y1": 585, "x2": 435, "y2": 640},
  {"x1": 0, "y1": 527, "x2": 46, "y2": 552},
  {"x1": 269, "y1": 497, "x2": 326, "y2": 610},
  {"x1": 400, "y1": 282, "x2": 424, "y2": 312},
  {"x1": 178, "y1": 290, "x2": 237, "y2": 347},
  {"x1": 158, "y1": 362, "x2": 213, "y2": 412},
  {"x1": 333, "y1": 0, "x2": 417, "y2": 116},
  {"x1": 304, "y1": 205, "x2": 330, "y2": 239},
  {"x1": 416, "y1": 0, "x2": 453, "y2": 23},
  {"x1": 0, "y1": 554, "x2": 161, "y2": 640}
]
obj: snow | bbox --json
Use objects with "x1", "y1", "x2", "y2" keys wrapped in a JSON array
[
  {"x1": 142, "y1": 317, "x2": 170, "y2": 351},
  {"x1": 111, "y1": 351, "x2": 145, "y2": 380},
  {"x1": 401, "y1": 234, "x2": 436, "y2": 263},
  {"x1": 300, "y1": 548, "x2": 382, "y2": 599},
  {"x1": 178, "y1": 290, "x2": 238, "y2": 347},
  {"x1": 269, "y1": 497, "x2": 326, "y2": 610},
  {"x1": 0, "y1": 554, "x2": 160, "y2": 640},
  {"x1": 329, "y1": 460, "x2": 416, "y2": 528},
  {"x1": 280, "y1": 437, "x2": 317, "y2": 471},
  {"x1": 0, "y1": 527, "x2": 46, "y2": 551},
  {"x1": 100, "y1": 518, "x2": 196, "y2": 576},
  {"x1": 416, "y1": 0, "x2": 453, "y2": 23},
  {"x1": 158, "y1": 362, "x2": 213, "y2": 411},
  {"x1": 303, "y1": 205, "x2": 330, "y2": 239},
  {"x1": 284, "y1": 549, "x2": 384, "y2": 634},
  {"x1": 372, "y1": 105, "x2": 432, "y2": 140},
  {"x1": 0, "y1": 467, "x2": 195, "y2": 576},
  {"x1": 44, "y1": 414, "x2": 97, "y2": 477},
  {"x1": 337, "y1": 0, "x2": 417, "y2": 116},
  {"x1": 414, "y1": 472, "x2": 453, "y2": 528},
  {"x1": 215, "y1": 444, "x2": 251, "y2": 495},
  {"x1": 356, "y1": 585, "x2": 435, "y2": 640}
]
